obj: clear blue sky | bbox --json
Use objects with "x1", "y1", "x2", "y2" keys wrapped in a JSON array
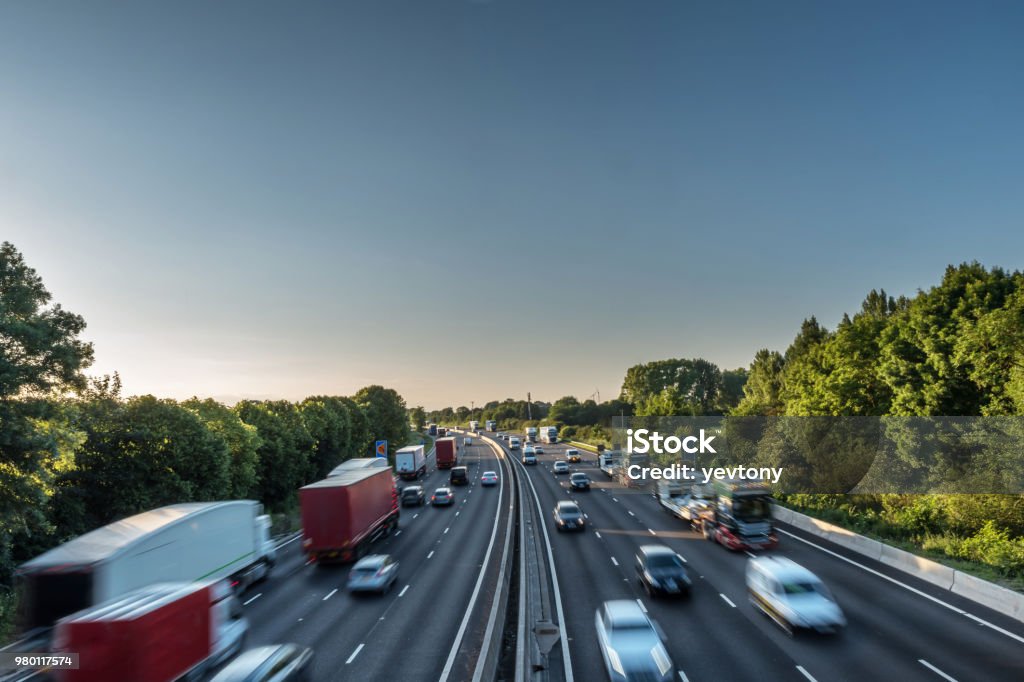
[{"x1": 3, "y1": 1, "x2": 1022, "y2": 409}]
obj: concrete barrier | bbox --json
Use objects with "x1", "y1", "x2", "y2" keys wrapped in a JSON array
[
  {"x1": 952, "y1": 571, "x2": 1024, "y2": 622},
  {"x1": 776, "y1": 505, "x2": 1024, "y2": 623},
  {"x1": 878, "y1": 544, "x2": 956, "y2": 590}
]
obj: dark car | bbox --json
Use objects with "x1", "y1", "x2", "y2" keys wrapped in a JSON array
[
  {"x1": 553, "y1": 501, "x2": 585, "y2": 532},
  {"x1": 400, "y1": 485, "x2": 425, "y2": 507},
  {"x1": 569, "y1": 473, "x2": 591, "y2": 491},
  {"x1": 449, "y1": 466, "x2": 469, "y2": 486},
  {"x1": 635, "y1": 545, "x2": 691, "y2": 598},
  {"x1": 210, "y1": 644, "x2": 314, "y2": 682}
]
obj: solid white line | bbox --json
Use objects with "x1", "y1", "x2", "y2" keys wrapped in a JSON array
[
  {"x1": 427, "y1": 550, "x2": 435, "y2": 559},
  {"x1": 439, "y1": 436, "x2": 507, "y2": 682},
  {"x1": 345, "y1": 643, "x2": 364, "y2": 664},
  {"x1": 322, "y1": 588, "x2": 337, "y2": 601},
  {"x1": 611, "y1": 556, "x2": 619, "y2": 566},
  {"x1": 243, "y1": 593, "x2": 262, "y2": 605},
  {"x1": 636, "y1": 598, "x2": 647, "y2": 613},
  {"x1": 777, "y1": 528, "x2": 1024, "y2": 646},
  {"x1": 395, "y1": 530, "x2": 402, "y2": 536},
  {"x1": 274, "y1": 533, "x2": 303, "y2": 549},
  {"x1": 678, "y1": 672, "x2": 690, "y2": 682},
  {"x1": 796, "y1": 665, "x2": 817, "y2": 682},
  {"x1": 918, "y1": 659, "x2": 958, "y2": 681},
  {"x1": 399, "y1": 584, "x2": 410, "y2": 597},
  {"x1": 719, "y1": 593, "x2": 736, "y2": 608}
]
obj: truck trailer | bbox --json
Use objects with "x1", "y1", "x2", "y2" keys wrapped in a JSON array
[
  {"x1": 539, "y1": 426, "x2": 558, "y2": 444},
  {"x1": 469, "y1": 420, "x2": 480, "y2": 432},
  {"x1": 435, "y1": 437, "x2": 458, "y2": 469},
  {"x1": 696, "y1": 478, "x2": 778, "y2": 551},
  {"x1": 485, "y1": 420, "x2": 496, "y2": 431},
  {"x1": 300, "y1": 467, "x2": 399, "y2": 564},
  {"x1": 17, "y1": 501, "x2": 275, "y2": 634},
  {"x1": 394, "y1": 445, "x2": 427, "y2": 480},
  {"x1": 524, "y1": 427, "x2": 538, "y2": 443},
  {"x1": 53, "y1": 580, "x2": 247, "y2": 682}
]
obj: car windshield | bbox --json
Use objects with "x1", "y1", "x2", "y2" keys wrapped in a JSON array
[
  {"x1": 733, "y1": 497, "x2": 771, "y2": 521},
  {"x1": 558, "y1": 505, "x2": 580, "y2": 516},
  {"x1": 783, "y1": 580, "x2": 831, "y2": 598},
  {"x1": 646, "y1": 554, "x2": 683, "y2": 569}
]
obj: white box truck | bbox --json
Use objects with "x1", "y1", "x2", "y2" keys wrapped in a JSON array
[
  {"x1": 485, "y1": 420, "x2": 496, "y2": 431},
  {"x1": 509, "y1": 436, "x2": 521, "y2": 450},
  {"x1": 469, "y1": 420, "x2": 480, "y2": 432},
  {"x1": 17, "y1": 501, "x2": 276, "y2": 633},
  {"x1": 524, "y1": 427, "x2": 538, "y2": 443},
  {"x1": 394, "y1": 445, "x2": 427, "y2": 480},
  {"x1": 540, "y1": 426, "x2": 558, "y2": 444}
]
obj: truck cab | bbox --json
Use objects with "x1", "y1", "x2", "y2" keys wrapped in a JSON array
[{"x1": 698, "y1": 479, "x2": 778, "y2": 551}]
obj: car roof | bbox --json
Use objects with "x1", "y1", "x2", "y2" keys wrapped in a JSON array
[
  {"x1": 403, "y1": 485, "x2": 423, "y2": 491},
  {"x1": 603, "y1": 599, "x2": 649, "y2": 626},
  {"x1": 353, "y1": 554, "x2": 390, "y2": 568},
  {"x1": 213, "y1": 645, "x2": 293, "y2": 680},
  {"x1": 435, "y1": 487, "x2": 451, "y2": 493},
  {"x1": 570, "y1": 472, "x2": 587, "y2": 477},
  {"x1": 751, "y1": 557, "x2": 820, "y2": 583},
  {"x1": 483, "y1": 471, "x2": 498, "y2": 476},
  {"x1": 557, "y1": 501, "x2": 580, "y2": 510}
]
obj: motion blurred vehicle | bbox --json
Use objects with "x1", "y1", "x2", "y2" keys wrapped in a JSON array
[
  {"x1": 635, "y1": 545, "x2": 691, "y2": 598},
  {"x1": 432, "y1": 487, "x2": 454, "y2": 506},
  {"x1": 210, "y1": 644, "x2": 314, "y2": 682},
  {"x1": 553, "y1": 460, "x2": 569, "y2": 474},
  {"x1": 553, "y1": 501, "x2": 585, "y2": 532},
  {"x1": 463, "y1": 437, "x2": 472, "y2": 447},
  {"x1": 746, "y1": 557, "x2": 845, "y2": 635},
  {"x1": 697, "y1": 478, "x2": 778, "y2": 551},
  {"x1": 655, "y1": 480, "x2": 713, "y2": 526},
  {"x1": 535, "y1": 445, "x2": 545, "y2": 454},
  {"x1": 481, "y1": 471, "x2": 499, "y2": 486},
  {"x1": 53, "y1": 580, "x2": 247, "y2": 682},
  {"x1": 19, "y1": 501, "x2": 276, "y2": 631},
  {"x1": 347, "y1": 554, "x2": 399, "y2": 594},
  {"x1": 594, "y1": 600, "x2": 674, "y2": 682},
  {"x1": 400, "y1": 485, "x2": 425, "y2": 507},
  {"x1": 570, "y1": 473, "x2": 591, "y2": 491},
  {"x1": 300, "y1": 467, "x2": 399, "y2": 564},
  {"x1": 566, "y1": 448, "x2": 582, "y2": 463},
  {"x1": 449, "y1": 466, "x2": 469, "y2": 486}
]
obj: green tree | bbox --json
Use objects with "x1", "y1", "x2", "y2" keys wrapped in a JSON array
[
  {"x1": 52, "y1": 396, "x2": 232, "y2": 537},
  {"x1": 299, "y1": 396, "x2": 354, "y2": 479},
  {"x1": 234, "y1": 400, "x2": 315, "y2": 509},
  {"x1": 0, "y1": 242, "x2": 94, "y2": 587},
  {"x1": 354, "y1": 386, "x2": 408, "y2": 456},
  {"x1": 409, "y1": 406, "x2": 426, "y2": 431},
  {"x1": 734, "y1": 350, "x2": 786, "y2": 415},
  {"x1": 183, "y1": 398, "x2": 261, "y2": 498}
]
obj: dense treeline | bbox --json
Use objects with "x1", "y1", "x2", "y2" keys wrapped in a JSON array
[{"x1": 0, "y1": 242, "x2": 409, "y2": 635}]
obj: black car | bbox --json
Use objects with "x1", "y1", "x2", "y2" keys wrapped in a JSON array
[
  {"x1": 449, "y1": 466, "x2": 469, "y2": 486},
  {"x1": 210, "y1": 644, "x2": 314, "y2": 682},
  {"x1": 400, "y1": 485, "x2": 425, "y2": 507},
  {"x1": 569, "y1": 473, "x2": 591, "y2": 491},
  {"x1": 635, "y1": 545, "x2": 691, "y2": 598},
  {"x1": 553, "y1": 501, "x2": 585, "y2": 532}
]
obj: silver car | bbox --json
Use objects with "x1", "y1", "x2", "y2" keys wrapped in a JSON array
[
  {"x1": 595, "y1": 600, "x2": 674, "y2": 682},
  {"x1": 746, "y1": 556, "x2": 846, "y2": 634},
  {"x1": 347, "y1": 554, "x2": 399, "y2": 594},
  {"x1": 553, "y1": 461, "x2": 569, "y2": 474}
]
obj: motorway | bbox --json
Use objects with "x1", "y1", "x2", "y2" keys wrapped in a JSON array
[
  {"x1": 237, "y1": 437, "x2": 512, "y2": 682},
  {"x1": 497, "y1": 438, "x2": 1024, "y2": 682}
]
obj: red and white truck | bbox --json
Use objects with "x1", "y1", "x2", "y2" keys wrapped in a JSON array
[
  {"x1": 301, "y1": 466, "x2": 399, "y2": 563},
  {"x1": 52, "y1": 580, "x2": 247, "y2": 682},
  {"x1": 435, "y1": 437, "x2": 458, "y2": 469}
]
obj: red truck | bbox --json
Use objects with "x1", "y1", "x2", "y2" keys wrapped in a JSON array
[
  {"x1": 435, "y1": 436, "x2": 458, "y2": 469},
  {"x1": 53, "y1": 580, "x2": 246, "y2": 682},
  {"x1": 301, "y1": 466, "x2": 399, "y2": 563}
]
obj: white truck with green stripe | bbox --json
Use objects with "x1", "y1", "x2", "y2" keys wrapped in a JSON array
[{"x1": 17, "y1": 500, "x2": 276, "y2": 635}]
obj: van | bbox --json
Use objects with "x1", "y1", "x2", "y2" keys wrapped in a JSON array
[
  {"x1": 509, "y1": 437, "x2": 521, "y2": 450},
  {"x1": 522, "y1": 446, "x2": 537, "y2": 465}
]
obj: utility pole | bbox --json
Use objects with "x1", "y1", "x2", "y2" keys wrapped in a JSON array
[{"x1": 527, "y1": 392, "x2": 532, "y2": 421}]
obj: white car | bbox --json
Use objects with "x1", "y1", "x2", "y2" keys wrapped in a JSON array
[
  {"x1": 746, "y1": 556, "x2": 845, "y2": 635},
  {"x1": 553, "y1": 461, "x2": 569, "y2": 474},
  {"x1": 595, "y1": 600, "x2": 674, "y2": 682},
  {"x1": 481, "y1": 471, "x2": 499, "y2": 486},
  {"x1": 534, "y1": 445, "x2": 545, "y2": 454}
]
